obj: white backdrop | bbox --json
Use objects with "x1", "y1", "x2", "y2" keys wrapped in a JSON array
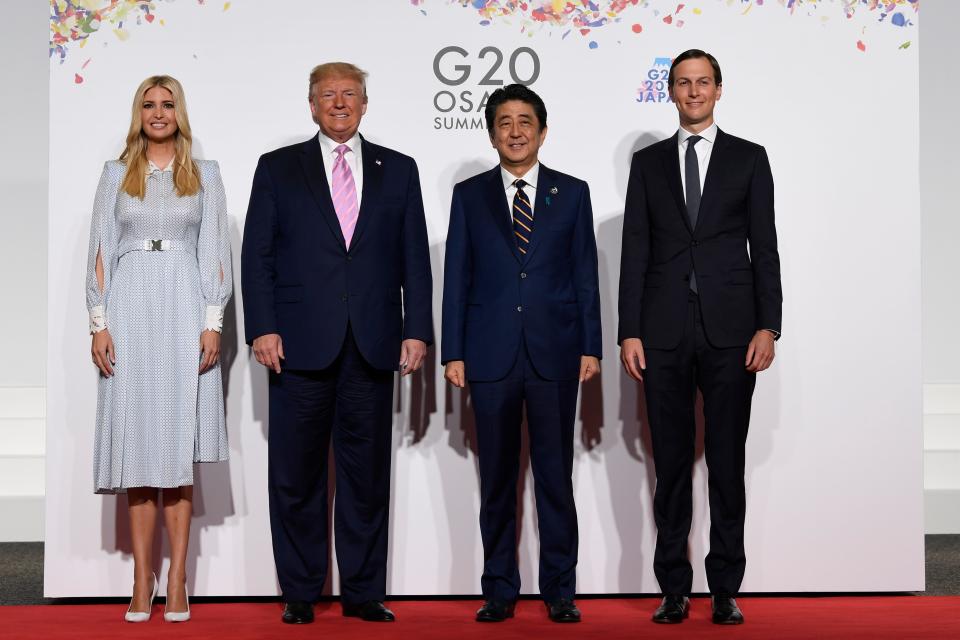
[{"x1": 46, "y1": 0, "x2": 923, "y2": 596}]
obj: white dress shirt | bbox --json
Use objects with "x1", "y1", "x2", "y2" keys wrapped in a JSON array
[
  {"x1": 678, "y1": 122, "x2": 718, "y2": 200},
  {"x1": 318, "y1": 131, "x2": 364, "y2": 206},
  {"x1": 501, "y1": 163, "x2": 540, "y2": 219}
]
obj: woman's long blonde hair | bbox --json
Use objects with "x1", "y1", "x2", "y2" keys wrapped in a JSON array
[{"x1": 119, "y1": 75, "x2": 201, "y2": 199}]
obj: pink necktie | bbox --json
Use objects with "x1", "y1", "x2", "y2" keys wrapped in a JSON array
[{"x1": 331, "y1": 144, "x2": 359, "y2": 249}]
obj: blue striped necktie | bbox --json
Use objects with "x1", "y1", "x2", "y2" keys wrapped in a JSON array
[{"x1": 512, "y1": 179, "x2": 533, "y2": 254}]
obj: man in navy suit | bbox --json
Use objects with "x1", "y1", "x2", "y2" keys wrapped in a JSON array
[
  {"x1": 241, "y1": 62, "x2": 432, "y2": 624},
  {"x1": 441, "y1": 84, "x2": 601, "y2": 624},
  {"x1": 618, "y1": 50, "x2": 782, "y2": 625}
]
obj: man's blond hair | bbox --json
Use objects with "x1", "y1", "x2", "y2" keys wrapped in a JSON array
[{"x1": 308, "y1": 62, "x2": 368, "y2": 99}]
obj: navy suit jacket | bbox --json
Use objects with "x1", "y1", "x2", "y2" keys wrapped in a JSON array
[
  {"x1": 241, "y1": 134, "x2": 433, "y2": 371},
  {"x1": 441, "y1": 164, "x2": 602, "y2": 382},
  {"x1": 618, "y1": 128, "x2": 782, "y2": 349}
]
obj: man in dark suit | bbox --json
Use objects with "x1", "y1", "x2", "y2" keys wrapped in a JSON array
[
  {"x1": 241, "y1": 62, "x2": 432, "y2": 624},
  {"x1": 441, "y1": 84, "x2": 601, "y2": 624},
  {"x1": 618, "y1": 50, "x2": 782, "y2": 625}
]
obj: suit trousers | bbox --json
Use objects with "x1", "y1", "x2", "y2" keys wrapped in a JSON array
[
  {"x1": 267, "y1": 326, "x2": 394, "y2": 604},
  {"x1": 643, "y1": 292, "x2": 756, "y2": 595},
  {"x1": 469, "y1": 338, "x2": 579, "y2": 604}
]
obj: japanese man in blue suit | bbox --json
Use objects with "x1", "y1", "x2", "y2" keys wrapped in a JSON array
[
  {"x1": 241, "y1": 62, "x2": 432, "y2": 625},
  {"x1": 441, "y1": 84, "x2": 602, "y2": 624}
]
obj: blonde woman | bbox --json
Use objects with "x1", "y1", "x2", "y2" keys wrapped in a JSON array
[{"x1": 85, "y1": 75, "x2": 232, "y2": 623}]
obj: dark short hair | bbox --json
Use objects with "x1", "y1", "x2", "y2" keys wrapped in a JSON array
[
  {"x1": 668, "y1": 49, "x2": 722, "y2": 87},
  {"x1": 484, "y1": 84, "x2": 548, "y2": 135}
]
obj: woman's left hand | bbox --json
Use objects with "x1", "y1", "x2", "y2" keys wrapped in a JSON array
[{"x1": 199, "y1": 330, "x2": 221, "y2": 374}]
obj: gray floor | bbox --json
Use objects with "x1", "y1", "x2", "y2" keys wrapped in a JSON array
[
  {"x1": 0, "y1": 543, "x2": 44, "y2": 606},
  {"x1": 2, "y1": 537, "x2": 958, "y2": 605},
  {"x1": 923, "y1": 535, "x2": 960, "y2": 596}
]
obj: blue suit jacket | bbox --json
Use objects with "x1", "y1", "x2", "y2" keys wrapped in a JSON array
[
  {"x1": 241, "y1": 134, "x2": 433, "y2": 371},
  {"x1": 441, "y1": 164, "x2": 601, "y2": 382}
]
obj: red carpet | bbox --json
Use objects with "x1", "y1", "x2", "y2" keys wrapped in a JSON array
[{"x1": 1, "y1": 597, "x2": 959, "y2": 639}]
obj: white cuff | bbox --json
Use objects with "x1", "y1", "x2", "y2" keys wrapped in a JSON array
[
  {"x1": 205, "y1": 305, "x2": 224, "y2": 333},
  {"x1": 89, "y1": 306, "x2": 106, "y2": 334}
]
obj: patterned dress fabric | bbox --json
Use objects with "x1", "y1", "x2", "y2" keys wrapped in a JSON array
[{"x1": 85, "y1": 159, "x2": 232, "y2": 494}]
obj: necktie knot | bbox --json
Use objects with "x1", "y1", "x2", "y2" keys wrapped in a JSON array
[
  {"x1": 513, "y1": 179, "x2": 527, "y2": 190},
  {"x1": 335, "y1": 143, "x2": 350, "y2": 159},
  {"x1": 687, "y1": 135, "x2": 702, "y2": 149}
]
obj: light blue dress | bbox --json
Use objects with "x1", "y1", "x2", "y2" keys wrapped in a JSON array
[{"x1": 85, "y1": 159, "x2": 232, "y2": 494}]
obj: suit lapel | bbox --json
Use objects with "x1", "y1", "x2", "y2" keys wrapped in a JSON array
[
  {"x1": 484, "y1": 167, "x2": 522, "y2": 262},
  {"x1": 695, "y1": 127, "x2": 729, "y2": 234},
  {"x1": 349, "y1": 136, "x2": 382, "y2": 250},
  {"x1": 659, "y1": 133, "x2": 693, "y2": 236},
  {"x1": 299, "y1": 135, "x2": 346, "y2": 250},
  {"x1": 520, "y1": 164, "x2": 553, "y2": 265}
]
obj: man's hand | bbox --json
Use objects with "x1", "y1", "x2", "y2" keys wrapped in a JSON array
[
  {"x1": 745, "y1": 330, "x2": 776, "y2": 373},
  {"x1": 399, "y1": 339, "x2": 427, "y2": 376},
  {"x1": 620, "y1": 337, "x2": 646, "y2": 382},
  {"x1": 444, "y1": 360, "x2": 465, "y2": 388},
  {"x1": 579, "y1": 356, "x2": 600, "y2": 383},
  {"x1": 91, "y1": 329, "x2": 115, "y2": 377},
  {"x1": 252, "y1": 333, "x2": 284, "y2": 374},
  {"x1": 199, "y1": 330, "x2": 221, "y2": 374}
]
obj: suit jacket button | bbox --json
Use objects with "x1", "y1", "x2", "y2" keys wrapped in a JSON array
[
  {"x1": 520, "y1": 272, "x2": 527, "y2": 279},
  {"x1": 342, "y1": 295, "x2": 348, "y2": 302},
  {"x1": 691, "y1": 241, "x2": 700, "y2": 247},
  {"x1": 346, "y1": 256, "x2": 352, "y2": 262},
  {"x1": 517, "y1": 305, "x2": 523, "y2": 312}
]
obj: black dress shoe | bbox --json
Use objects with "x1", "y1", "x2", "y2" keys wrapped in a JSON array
[
  {"x1": 281, "y1": 601, "x2": 314, "y2": 624},
  {"x1": 476, "y1": 600, "x2": 515, "y2": 622},
  {"x1": 546, "y1": 598, "x2": 581, "y2": 623},
  {"x1": 712, "y1": 595, "x2": 744, "y2": 625},
  {"x1": 652, "y1": 595, "x2": 689, "y2": 623},
  {"x1": 342, "y1": 600, "x2": 396, "y2": 622}
]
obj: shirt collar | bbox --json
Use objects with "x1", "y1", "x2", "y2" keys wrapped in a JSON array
[
  {"x1": 678, "y1": 122, "x2": 718, "y2": 146},
  {"x1": 146, "y1": 158, "x2": 175, "y2": 175},
  {"x1": 501, "y1": 162, "x2": 540, "y2": 192},
  {"x1": 318, "y1": 131, "x2": 362, "y2": 158}
]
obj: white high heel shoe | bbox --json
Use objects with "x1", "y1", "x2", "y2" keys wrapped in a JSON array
[
  {"x1": 124, "y1": 572, "x2": 158, "y2": 623},
  {"x1": 164, "y1": 583, "x2": 191, "y2": 622}
]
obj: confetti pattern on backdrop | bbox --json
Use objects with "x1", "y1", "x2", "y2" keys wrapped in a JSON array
[
  {"x1": 416, "y1": 0, "x2": 919, "y2": 51},
  {"x1": 50, "y1": 0, "x2": 230, "y2": 81}
]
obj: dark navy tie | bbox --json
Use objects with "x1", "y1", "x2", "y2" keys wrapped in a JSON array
[{"x1": 685, "y1": 135, "x2": 702, "y2": 292}]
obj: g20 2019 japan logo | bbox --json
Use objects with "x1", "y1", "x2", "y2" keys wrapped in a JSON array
[{"x1": 636, "y1": 57, "x2": 674, "y2": 104}]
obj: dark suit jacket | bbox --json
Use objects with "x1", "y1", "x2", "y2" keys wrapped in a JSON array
[
  {"x1": 241, "y1": 134, "x2": 433, "y2": 371},
  {"x1": 618, "y1": 129, "x2": 782, "y2": 349},
  {"x1": 441, "y1": 164, "x2": 602, "y2": 382}
]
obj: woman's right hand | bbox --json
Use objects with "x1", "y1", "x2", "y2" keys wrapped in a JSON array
[{"x1": 91, "y1": 329, "x2": 115, "y2": 377}]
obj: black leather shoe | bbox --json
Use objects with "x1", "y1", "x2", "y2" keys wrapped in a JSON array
[
  {"x1": 546, "y1": 598, "x2": 581, "y2": 623},
  {"x1": 712, "y1": 595, "x2": 744, "y2": 625},
  {"x1": 281, "y1": 601, "x2": 314, "y2": 624},
  {"x1": 342, "y1": 600, "x2": 396, "y2": 622},
  {"x1": 652, "y1": 595, "x2": 689, "y2": 623},
  {"x1": 476, "y1": 600, "x2": 515, "y2": 622}
]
